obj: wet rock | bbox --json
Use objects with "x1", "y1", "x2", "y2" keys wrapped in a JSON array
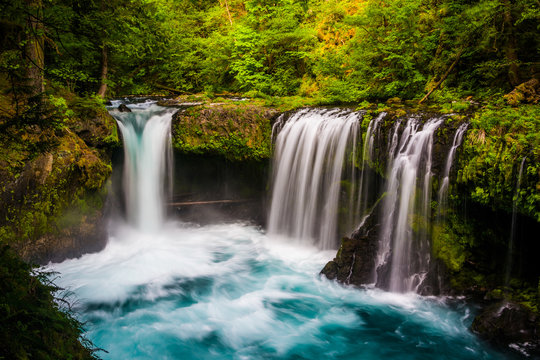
[
  {"x1": 118, "y1": 103, "x2": 132, "y2": 112},
  {"x1": 321, "y1": 233, "x2": 378, "y2": 285},
  {"x1": 0, "y1": 130, "x2": 112, "y2": 265},
  {"x1": 321, "y1": 203, "x2": 380, "y2": 286},
  {"x1": 472, "y1": 300, "x2": 540, "y2": 357}
]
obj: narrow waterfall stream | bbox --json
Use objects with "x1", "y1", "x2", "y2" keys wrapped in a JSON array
[
  {"x1": 111, "y1": 100, "x2": 174, "y2": 230},
  {"x1": 505, "y1": 156, "x2": 527, "y2": 286},
  {"x1": 437, "y1": 123, "x2": 468, "y2": 217},
  {"x1": 376, "y1": 117, "x2": 443, "y2": 293},
  {"x1": 46, "y1": 102, "x2": 512, "y2": 359}
]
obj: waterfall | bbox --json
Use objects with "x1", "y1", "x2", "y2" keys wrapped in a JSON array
[
  {"x1": 437, "y1": 123, "x2": 468, "y2": 216},
  {"x1": 354, "y1": 113, "x2": 386, "y2": 227},
  {"x1": 268, "y1": 108, "x2": 362, "y2": 249},
  {"x1": 110, "y1": 101, "x2": 175, "y2": 231},
  {"x1": 375, "y1": 117, "x2": 444, "y2": 293},
  {"x1": 505, "y1": 156, "x2": 527, "y2": 286}
]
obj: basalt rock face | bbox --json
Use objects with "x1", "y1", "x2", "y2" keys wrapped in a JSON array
[
  {"x1": 172, "y1": 103, "x2": 279, "y2": 161},
  {"x1": 0, "y1": 110, "x2": 117, "y2": 264},
  {"x1": 472, "y1": 301, "x2": 540, "y2": 357}
]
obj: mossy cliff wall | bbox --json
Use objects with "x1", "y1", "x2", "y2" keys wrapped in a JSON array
[
  {"x1": 171, "y1": 103, "x2": 278, "y2": 161},
  {"x1": 0, "y1": 102, "x2": 119, "y2": 264}
]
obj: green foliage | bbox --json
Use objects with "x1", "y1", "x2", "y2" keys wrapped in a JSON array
[
  {"x1": 2, "y1": 0, "x2": 538, "y2": 101},
  {"x1": 432, "y1": 213, "x2": 476, "y2": 273},
  {"x1": 0, "y1": 246, "x2": 97, "y2": 359},
  {"x1": 457, "y1": 104, "x2": 540, "y2": 220}
]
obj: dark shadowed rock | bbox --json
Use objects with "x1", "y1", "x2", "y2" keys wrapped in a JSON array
[
  {"x1": 472, "y1": 300, "x2": 540, "y2": 357},
  {"x1": 320, "y1": 234, "x2": 379, "y2": 285},
  {"x1": 321, "y1": 201, "x2": 381, "y2": 285},
  {"x1": 118, "y1": 104, "x2": 131, "y2": 112}
]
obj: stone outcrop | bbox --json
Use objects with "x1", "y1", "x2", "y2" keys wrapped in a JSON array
[
  {"x1": 321, "y1": 201, "x2": 381, "y2": 286},
  {"x1": 118, "y1": 103, "x2": 131, "y2": 112}
]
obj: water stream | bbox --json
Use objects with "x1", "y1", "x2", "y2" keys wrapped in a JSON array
[
  {"x1": 437, "y1": 123, "x2": 468, "y2": 217},
  {"x1": 505, "y1": 156, "x2": 527, "y2": 286},
  {"x1": 46, "y1": 102, "x2": 512, "y2": 359},
  {"x1": 268, "y1": 108, "x2": 361, "y2": 249},
  {"x1": 376, "y1": 117, "x2": 444, "y2": 293}
]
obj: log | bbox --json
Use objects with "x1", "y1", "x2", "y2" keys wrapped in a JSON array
[
  {"x1": 419, "y1": 48, "x2": 464, "y2": 104},
  {"x1": 169, "y1": 199, "x2": 253, "y2": 206}
]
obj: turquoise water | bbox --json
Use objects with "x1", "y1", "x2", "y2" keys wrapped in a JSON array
[{"x1": 48, "y1": 222, "x2": 512, "y2": 360}]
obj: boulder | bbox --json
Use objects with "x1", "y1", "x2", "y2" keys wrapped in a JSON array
[
  {"x1": 118, "y1": 104, "x2": 131, "y2": 112},
  {"x1": 472, "y1": 300, "x2": 540, "y2": 357}
]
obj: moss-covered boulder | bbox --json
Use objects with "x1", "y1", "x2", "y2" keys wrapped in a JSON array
[
  {"x1": 504, "y1": 79, "x2": 540, "y2": 106},
  {"x1": 472, "y1": 300, "x2": 540, "y2": 356}
]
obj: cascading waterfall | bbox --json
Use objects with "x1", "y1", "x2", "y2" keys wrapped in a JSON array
[
  {"x1": 45, "y1": 100, "x2": 511, "y2": 359},
  {"x1": 505, "y1": 156, "x2": 527, "y2": 286},
  {"x1": 437, "y1": 123, "x2": 468, "y2": 216},
  {"x1": 354, "y1": 113, "x2": 386, "y2": 227},
  {"x1": 109, "y1": 100, "x2": 175, "y2": 231},
  {"x1": 268, "y1": 108, "x2": 361, "y2": 249},
  {"x1": 376, "y1": 117, "x2": 444, "y2": 293}
]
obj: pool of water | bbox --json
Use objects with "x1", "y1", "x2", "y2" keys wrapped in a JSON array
[{"x1": 47, "y1": 222, "x2": 511, "y2": 359}]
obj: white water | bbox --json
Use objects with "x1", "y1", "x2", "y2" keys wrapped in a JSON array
[
  {"x1": 437, "y1": 123, "x2": 468, "y2": 216},
  {"x1": 46, "y1": 222, "x2": 507, "y2": 360},
  {"x1": 376, "y1": 117, "x2": 444, "y2": 293},
  {"x1": 268, "y1": 108, "x2": 361, "y2": 249},
  {"x1": 110, "y1": 101, "x2": 174, "y2": 231}
]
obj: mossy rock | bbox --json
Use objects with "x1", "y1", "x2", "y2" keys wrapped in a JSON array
[
  {"x1": 172, "y1": 103, "x2": 278, "y2": 161},
  {"x1": 0, "y1": 115, "x2": 113, "y2": 263}
]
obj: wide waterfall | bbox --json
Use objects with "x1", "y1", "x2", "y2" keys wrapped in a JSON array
[
  {"x1": 45, "y1": 101, "x2": 508, "y2": 359},
  {"x1": 268, "y1": 108, "x2": 361, "y2": 249},
  {"x1": 110, "y1": 100, "x2": 174, "y2": 231},
  {"x1": 376, "y1": 117, "x2": 444, "y2": 293}
]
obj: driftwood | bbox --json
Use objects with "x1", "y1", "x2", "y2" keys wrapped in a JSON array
[{"x1": 169, "y1": 199, "x2": 252, "y2": 206}]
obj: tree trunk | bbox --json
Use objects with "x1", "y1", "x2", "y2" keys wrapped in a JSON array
[
  {"x1": 419, "y1": 48, "x2": 464, "y2": 104},
  {"x1": 503, "y1": 0, "x2": 520, "y2": 86},
  {"x1": 97, "y1": 44, "x2": 108, "y2": 98},
  {"x1": 24, "y1": 0, "x2": 44, "y2": 97}
]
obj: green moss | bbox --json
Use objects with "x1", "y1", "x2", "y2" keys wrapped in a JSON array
[
  {"x1": 431, "y1": 208, "x2": 479, "y2": 276},
  {"x1": 172, "y1": 104, "x2": 275, "y2": 161},
  {"x1": 0, "y1": 114, "x2": 112, "y2": 252},
  {"x1": 457, "y1": 104, "x2": 540, "y2": 221}
]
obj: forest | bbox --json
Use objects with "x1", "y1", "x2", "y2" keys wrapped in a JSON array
[
  {"x1": 0, "y1": 0, "x2": 539, "y2": 359},
  {"x1": 1, "y1": 0, "x2": 538, "y2": 103}
]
